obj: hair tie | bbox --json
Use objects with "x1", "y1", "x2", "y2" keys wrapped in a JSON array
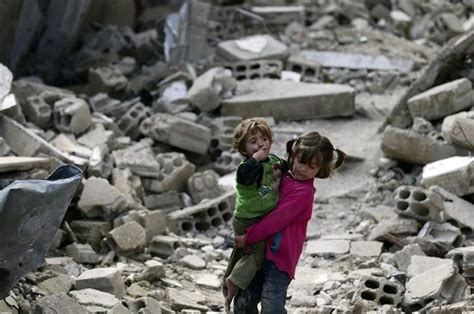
[
  {"x1": 293, "y1": 135, "x2": 299, "y2": 142},
  {"x1": 333, "y1": 144, "x2": 338, "y2": 151}
]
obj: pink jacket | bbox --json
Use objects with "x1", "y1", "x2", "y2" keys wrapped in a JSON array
[{"x1": 245, "y1": 172, "x2": 315, "y2": 279}]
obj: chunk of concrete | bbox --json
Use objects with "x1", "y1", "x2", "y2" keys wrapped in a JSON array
[
  {"x1": 296, "y1": 50, "x2": 415, "y2": 73},
  {"x1": 76, "y1": 268, "x2": 126, "y2": 299},
  {"x1": 70, "y1": 220, "x2": 111, "y2": 252},
  {"x1": 350, "y1": 241, "x2": 383, "y2": 257},
  {"x1": 407, "y1": 256, "x2": 453, "y2": 279},
  {"x1": 53, "y1": 97, "x2": 92, "y2": 135},
  {"x1": 69, "y1": 288, "x2": 119, "y2": 312},
  {"x1": 221, "y1": 79, "x2": 355, "y2": 120},
  {"x1": 140, "y1": 114, "x2": 211, "y2": 154},
  {"x1": 78, "y1": 177, "x2": 128, "y2": 220},
  {"x1": 77, "y1": 124, "x2": 114, "y2": 149},
  {"x1": 179, "y1": 255, "x2": 207, "y2": 270},
  {"x1": 407, "y1": 78, "x2": 472, "y2": 121},
  {"x1": 143, "y1": 191, "x2": 181, "y2": 212},
  {"x1": 37, "y1": 274, "x2": 75, "y2": 295},
  {"x1": 166, "y1": 288, "x2": 208, "y2": 312},
  {"x1": 441, "y1": 112, "x2": 474, "y2": 150},
  {"x1": 305, "y1": 240, "x2": 350, "y2": 256},
  {"x1": 393, "y1": 185, "x2": 444, "y2": 222},
  {"x1": 186, "y1": 170, "x2": 221, "y2": 204},
  {"x1": 195, "y1": 273, "x2": 220, "y2": 290},
  {"x1": 368, "y1": 217, "x2": 419, "y2": 241},
  {"x1": 217, "y1": 34, "x2": 289, "y2": 61},
  {"x1": 148, "y1": 235, "x2": 180, "y2": 258},
  {"x1": 112, "y1": 140, "x2": 161, "y2": 178},
  {"x1": 381, "y1": 125, "x2": 458, "y2": 165},
  {"x1": 187, "y1": 67, "x2": 236, "y2": 112},
  {"x1": 116, "y1": 209, "x2": 167, "y2": 241},
  {"x1": 33, "y1": 293, "x2": 85, "y2": 314},
  {"x1": 65, "y1": 243, "x2": 100, "y2": 265},
  {"x1": 394, "y1": 244, "x2": 425, "y2": 272},
  {"x1": 421, "y1": 157, "x2": 474, "y2": 196},
  {"x1": 414, "y1": 222, "x2": 464, "y2": 256},
  {"x1": 107, "y1": 221, "x2": 147, "y2": 256},
  {"x1": 352, "y1": 276, "x2": 404, "y2": 310}
]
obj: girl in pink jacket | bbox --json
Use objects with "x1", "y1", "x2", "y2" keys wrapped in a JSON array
[{"x1": 233, "y1": 131, "x2": 346, "y2": 313}]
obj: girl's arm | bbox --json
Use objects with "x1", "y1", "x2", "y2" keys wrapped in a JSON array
[
  {"x1": 244, "y1": 183, "x2": 314, "y2": 244},
  {"x1": 236, "y1": 158, "x2": 261, "y2": 185}
]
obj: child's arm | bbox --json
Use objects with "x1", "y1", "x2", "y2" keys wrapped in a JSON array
[
  {"x1": 244, "y1": 183, "x2": 313, "y2": 245},
  {"x1": 236, "y1": 158, "x2": 261, "y2": 185}
]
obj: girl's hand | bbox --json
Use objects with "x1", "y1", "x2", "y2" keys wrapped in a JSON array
[{"x1": 235, "y1": 234, "x2": 246, "y2": 248}]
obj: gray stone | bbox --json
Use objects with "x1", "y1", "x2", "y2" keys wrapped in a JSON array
[
  {"x1": 76, "y1": 268, "x2": 126, "y2": 299},
  {"x1": 368, "y1": 217, "x2": 419, "y2": 241},
  {"x1": 37, "y1": 274, "x2": 75, "y2": 295},
  {"x1": 179, "y1": 255, "x2": 207, "y2": 270},
  {"x1": 421, "y1": 157, "x2": 474, "y2": 196},
  {"x1": 305, "y1": 240, "x2": 350, "y2": 256},
  {"x1": 394, "y1": 244, "x2": 425, "y2": 272},
  {"x1": 221, "y1": 79, "x2": 355, "y2": 121},
  {"x1": 88, "y1": 65, "x2": 128, "y2": 94},
  {"x1": 33, "y1": 292, "x2": 85, "y2": 314},
  {"x1": 381, "y1": 125, "x2": 458, "y2": 165},
  {"x1": 69, "y1": 289, "x2": 119, "y2": 312},
  {"x1": 166, "y1": 288, "x2": 208, "y2": 312},
  {"x1": 77, "y1": 124, "x2": 114, "y2": 149},
  {"x1": 186, "y1": 170, "x2": 221, "y2": 204},
  {"x1": 112, "y1": 140, "x2": 161, "y2": 178},
  {"x1": 53, "y1": 97, "x2": 92, "y2": 135},
  {"x1": 350, "y1": 241, "x2": 383, "y2": 257},
  {"x1": 107, "y1": 221, "x2": 147, "y2": 256},
  {"x1": 195, "y1": 273, "x2": 220, "y2": 290},
  {"x1": 65, "y1": 243, "x2": 100, "y2": 264},
  {"x1": 116, "y1": 209, "x2": 167, "y2": 241},
  {"x1": 149, "y1": 235, "x2": 179, "y2": 258},
  {"x1": 407, "y1": 256, "x2": 452, "y2": 279},
  {"x1": 393, "y1": 185, "x2": 444, "y2": 222},
  {"x1": 143, "y1": 191, "x2": 181, "y2": 212},
  {"x1": 78, "y1": 177, "x2": 128, "y2": 220},
  {"x1": 140, "y1": 114, "x2": 211, "y2": 155},
  {"x1": 70, "y1": 220, "x2": 111, "y2": 252},
  {"x1": 137, "y1": 260, "x2": 166, "y2": 283},
  {"x1": 407, "y1": 78, "x2": 472, "y2": 121}
]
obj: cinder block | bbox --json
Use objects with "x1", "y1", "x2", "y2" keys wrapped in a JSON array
[
  {"x1": 107, "y1": 221, "x2": 147, "y2": 256},
  {"x1": 381, "y1": 125, "x2": 458, "y2": 165},
  {"x1": 353, "y1": 276, "x2": 404, "y2": 310},
  {"x1": 208, "y1": 116, "x2": 242, "y2": 158},
  {"x1": 23, "y1": 94, "x2": 52, "y2": 129},
  {"x1": 76, "y1": 267, "x2": 126, "y2": 298},
  {"x1": 394, "y1": 185, "x2": 444, "y2": 222},
  {"x1": 214, "y1": 148, "x2": 243, "y2": 175},
  {"x1": 186, "y1": 170, "x2": 221, "y2": 204},
  {"x1": 143, "y1": 191, "x2": 181, "y2": 212},
  {"x1": 53, "y1": 97, "x2": 92, "y2": 135},
  {"x1": 217, "y1": 34, "x2": 289, "y2": 61},
  {"x1": 221, "y1": 79, "x2": 355, "y2": 121},
  {"x1": 168, "y1": 190, "x2": 235, "y2": 233},
  {"x1": 447, "y1": 246, "x2": 474, "y2": 278},
  {"x1": 77, "y1": 124, "x2": 114, "y2": 149},
  {"x1": 223, "y1": 59, "x2": 283, "y2": 81},
  {"x1": 286, "y1": 54, "x2": 321, "y2": 81},
  {"x1": 407, "y1": 78, "x2": 472, "y2": 121},
  {"x1": 89, "y1": 93, "x2": 130, "y2": 119},
  {"x1": 421, "y1": 157, "x2": 474, "y2": 196},
  {"x1": 141, "y1": 152, "x2": 195, "y2": 193},
  {"x1": 115, "y1": 209, "x2": 167, "y2": 241},
  {"x1": 117, "y1": 102, "x2": 152, "y2": 140},
  {"x1": 140, "y1": 113, "x2": 211, "y2": 154}
]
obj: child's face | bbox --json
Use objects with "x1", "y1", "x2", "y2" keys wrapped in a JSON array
[
  {"x1": 244, "y1": 129, "x2": 271, "y2": 158},
  {"x1": 291, "y1": 154, "x2": 320, "y2": 181}
]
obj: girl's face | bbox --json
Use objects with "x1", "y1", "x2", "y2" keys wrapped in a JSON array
[
  {"x1": 291, "y1": 153, "x2": 320, "y2": 181},
  {"x1": 244, "y1": 129, "x2": 271, "y2": 158}
]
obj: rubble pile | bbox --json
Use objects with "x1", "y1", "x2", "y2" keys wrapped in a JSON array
[{"x1": 1, "y1": 0, "x2": 474, "y2": 313}]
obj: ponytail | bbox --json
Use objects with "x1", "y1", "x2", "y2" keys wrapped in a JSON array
[{"x1": 332, "y1": 148, "x2": 346, "y2": 170}]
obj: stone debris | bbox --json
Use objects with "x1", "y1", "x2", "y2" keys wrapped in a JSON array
[{"x1": 2, "y1": 0, "x2": 474, "y2": 312}]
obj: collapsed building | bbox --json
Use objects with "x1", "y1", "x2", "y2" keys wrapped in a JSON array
[{"x1": 1, "y1": 0, "x2": 474, "y2": 313}]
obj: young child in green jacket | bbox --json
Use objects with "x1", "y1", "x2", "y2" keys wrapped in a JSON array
[{"x1": 222, "y1": 117, "x2": 286, "y2": 312}]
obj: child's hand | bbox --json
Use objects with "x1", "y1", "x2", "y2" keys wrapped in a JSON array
[
  {"x1": 252, "y1": 147, "x2": 268, "y2": 161},
  {"x1": 235, "y1": 234, "x2": 246, "y2": 248}
]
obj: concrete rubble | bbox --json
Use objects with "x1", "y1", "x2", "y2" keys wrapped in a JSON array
[{"x1": 1, "y1": 0, "x2": 474, "y2": 312}]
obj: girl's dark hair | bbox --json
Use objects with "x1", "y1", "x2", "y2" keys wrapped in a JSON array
[{"x1": 286, "y1": 131, "x2": 346, "y2": 179}]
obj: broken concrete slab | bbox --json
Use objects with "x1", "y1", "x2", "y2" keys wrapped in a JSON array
[
  {"x1": 78, "y1": 176, "x2": 128, "y2": 220},
  {"x1": 394, "y1": 244, "x2": 425, "y2": 272},
  {"x1": 221, "y1": 79, "x2": 355, "y2": 121},
  {"x1": 37, "y1": 273, "x2": 74, "y2": 295},
  {"x1": 0, "y1": 156, "x2": 51, "y2": 172},
  {"x1": 217, "y1": 34, "x2": 289, "y2": 61},
  {"x1": 140, "y1": 113, "x2": 211, "y2": 155},
  {"x1": 165, "y1": 288, "x2": 208, "y2": 312},
  {"x1": 368, "y1": 217, "x2": 419, "y2": 241},
  {"x1": 421, "y1": 157, "x2": 474, "y2": 196},
  {"x1": 414, "y1": 221, "x2": 464, "y2": 256},
  {"x1": 65, "y1": 243, "x2": 100, "y2": 265},
  {"x1": 77, "y1": 124, "x2": 114, "y2": 149},
  {"x1": 33, "y1": 293, "x2": 85, "y2": 314},
  {"x1": 112, "y1": 139, "x2": 161, "y2": 178},
  {"x1": 407, "y1": 78, "x2": 472, "y2": 121},
  {"x1": 296, "y1": 50, "x2": 415, "y2": 73},
  {"x1": 0, "y1": 165, "x2": 82, "y2": 299},
  {"x1": 76, "y1": 267, "x2": 126, "y2": 299},
  {"x1": 407, "y1": 256, "x2": 453, "y2": 279},
  {"x1": 107, "y1": 221, "x2": 147, "y2": 256},
  {"x1": 69, "y1": 288, "x2": 120, "y2": 312},
  {"x1": 350, "y1": 241, "x2": 383, "y2": 257},
  {"x1": 381, "y1": 125, "x2": 458, "y2": 165},
  {"x1": 305, "y1": 240, "x2": 350, "y2": 256},
  {"x1": 187, "y1": 67, "x2": 236, "y2": 112},
  {"x1": 186, "y1": 170, "x2": 221, "y2": 204},
  {"x1": 441, "y1": 112, "x2": 474, "y2": 150}
]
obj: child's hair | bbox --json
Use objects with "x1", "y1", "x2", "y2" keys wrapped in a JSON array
[
  {"x1": 286, "y1": 131, "x2": 346, "y2": 179},
  {"x1": 233, "y1": 117, "x2": 273, "y2": 156}
]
